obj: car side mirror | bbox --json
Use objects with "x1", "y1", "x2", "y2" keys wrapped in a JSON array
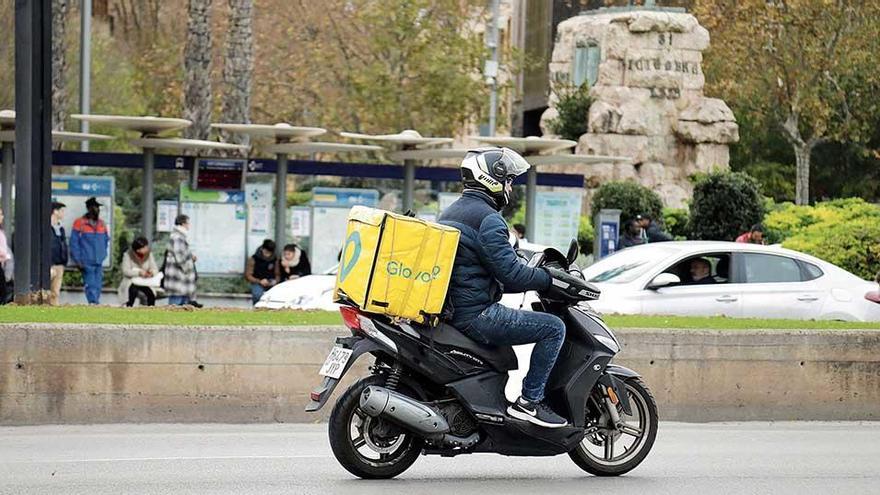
[
  {"x1": 566, "y1": 239, "x2": 579, "y2": 265},
  {"x1": 647, "y1": 273, "x2": 680, "y2": 290}
]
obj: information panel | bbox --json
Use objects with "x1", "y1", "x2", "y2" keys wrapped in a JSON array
[
  {"x1": 532, "y1": 191, "x2": 582, "y2": 253},
  {"x1": 156, "y1": 200, "x2": 178, "y2": 233},
  {"x1": 51, "y1": 175, "x2": 115, "y2": 268},
  {"x1": 308, "y1": 187, "x2": 380, "y2": 274},
  {"x1": 245, "y1": 181, "x2": 274, "y2": 255},
  {"x1": 179, "y1": 185, "x2": 247, "y2": 275},
  {"x1": 310, "y1": 206, "x2": 352, "y2": 274}
]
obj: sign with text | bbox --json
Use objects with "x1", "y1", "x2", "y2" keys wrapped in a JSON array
[
  {"x1": 532, "y1": 191, "x2": 582, "y2": 253},
  {"x1": 178, "y1": 184, "x2": 247, "y2": 275}
]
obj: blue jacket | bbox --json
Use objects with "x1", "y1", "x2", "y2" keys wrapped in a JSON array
[
  {"x1": 70, "y1": 216, "x2": 109, "y2": 266},
  {"x1": 438, "y1": 190, "x2": 551, "y2": 329}
]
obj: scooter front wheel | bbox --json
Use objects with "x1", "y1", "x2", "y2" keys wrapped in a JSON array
[
  {"x1": 569, "y1": 377, "x2": 658, "y2": 476},
  {"x1": 328, "y1": 375, "x2": 424, "y2": 479}
]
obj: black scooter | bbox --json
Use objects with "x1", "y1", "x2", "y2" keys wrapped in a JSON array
[{"x1": 307, "y1": 240, "x2": 658, "y2": 479}]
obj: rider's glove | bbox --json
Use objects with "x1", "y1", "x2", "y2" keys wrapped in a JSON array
[{"x1": 543, "y1": 267, "x2": 601, "y2": 301}]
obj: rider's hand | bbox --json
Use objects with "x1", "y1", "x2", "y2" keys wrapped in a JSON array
[{"x1": 544, "y1": 267, "x2": 599, "y2": 301}]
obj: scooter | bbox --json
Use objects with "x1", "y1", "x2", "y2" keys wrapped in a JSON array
[{"x1": 306, "y1": 240, "x2": 658, "y2": 479}]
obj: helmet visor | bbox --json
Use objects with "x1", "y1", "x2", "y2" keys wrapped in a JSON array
[{"x1": 501, "y1": 148, "x2": 531, "y2": 178}]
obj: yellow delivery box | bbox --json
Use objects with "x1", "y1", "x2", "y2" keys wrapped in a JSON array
[{"x1": 334, "y1": 206, "x2": 460, "y2": 324}]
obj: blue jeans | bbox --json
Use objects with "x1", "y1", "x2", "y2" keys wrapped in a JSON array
[
  {"x1": 464, "y1": 303, "x2": 566, "y2": 403},
  {"x1": 168, "y1": 295, "x2": 191, "y2": 306},
  {"x1": 250, "y1": 283, "x2": 267, "y2": 305},
  {"x1": 81, "y1": 264, "x2": 103, "y2": 304}
]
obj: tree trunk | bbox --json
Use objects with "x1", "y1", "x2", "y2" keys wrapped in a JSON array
[
  {"x1": 51, "y1": 0, "x2": 69, "y2": 132},
  {"x1": 793, "y1": 143, "x2": 812, "y2": 205},
  {"x1": 183, "y1": 0, "x2": 213, "y2": 140},
  {"x1": 220, "y1": 0, "x2": 254, "y2": 151}
]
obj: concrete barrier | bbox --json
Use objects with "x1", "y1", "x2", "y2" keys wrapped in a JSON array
[{"x1": 0, "y1": 324, "x2": 878, "y2": 425}]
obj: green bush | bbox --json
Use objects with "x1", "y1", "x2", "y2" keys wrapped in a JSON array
[
  {"x1": 662, "y1": 207, "x2": 689, "y2": 240},
  {"x1": 590, "y1": 181, "x2": 664, "y2": 226},
  {"x1": 546, "y1": 83, "x2": 592, "y2": 142},
  {"x1": 688, "y1": 171, "x2": 764, "y2": 241},
  {"x1": 764, "y1": 198, "x2": 880, "y2": 280},
  {"x1": 578, "y1": 216, "x2": 594, "y2": 255}
]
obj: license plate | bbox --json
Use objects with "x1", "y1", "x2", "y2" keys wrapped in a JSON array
[{"x1": 318, "y1": 346, "x2": 353, "y2": 379}]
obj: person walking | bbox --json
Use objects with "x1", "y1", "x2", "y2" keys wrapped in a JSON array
[
  {"x1": 70, "y1": 197, "x2": 110, "y2": 305},
  {"x1": 119, "y1": 236, "x2": 160, "y2": 307},
  {"x1": 48, "y1": 201, "x2": 69, "y2": 305},
  {"x1": 278, "y1": 243, "x2": 311, "y2": 282},
  {"x1": 246, "y1": 239, "x2": 279, "y2": 304},
  {"x1": 164, "y1": 214, "x2": 198, "y2": 306}
]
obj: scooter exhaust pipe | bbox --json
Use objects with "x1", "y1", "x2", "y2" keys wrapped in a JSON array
[{"x1": 359, "y1": 386, "x2": 450, "y2": 436}]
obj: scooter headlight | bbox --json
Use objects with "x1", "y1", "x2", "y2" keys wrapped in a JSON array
[{"x1": 594, "y1": 333, "x2": 620, "y2": 353}]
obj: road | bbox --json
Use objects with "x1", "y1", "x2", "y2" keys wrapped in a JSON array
[{"x1": 1, "y1": 422, "x2": 878, "y2": 495}]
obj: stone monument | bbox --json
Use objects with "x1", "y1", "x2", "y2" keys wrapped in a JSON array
[{"x1": 541, "y1": 8, "x2": 739, "y2": 208}]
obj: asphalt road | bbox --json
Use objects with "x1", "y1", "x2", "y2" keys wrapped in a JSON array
[{"x1": 1, "y1": 422, "x2": 878, "y2": 495}]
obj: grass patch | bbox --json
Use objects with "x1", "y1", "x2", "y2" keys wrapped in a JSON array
[
  {"x1": 0, "y1": 306, "x2": 342, "y2": 326},
  {"x1": 0, "y1": 306, "x2": 877, "y2": 330}
]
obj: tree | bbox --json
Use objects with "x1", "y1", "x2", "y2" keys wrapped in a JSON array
[
  {"x1": 51, "y1": 0, "x2": 69, "y2": 131},
  {"x1": 696, "y1": 0, "x2": 880, "y2": 204},
  {"x1": 254, "y1": 0, "x2": 491, "y2": 136},
  {"x1": 183, "y1": 0, "x2": 213, "y2": 140},
  {"x1": 220, "y1": 0, "x2": 254, "y2": 149},
  {"x1": 590, "y1": 181, "x2": 664, "y2": 225},
  {"x1": 546, "y1": 82, "x2": 592, "y2": 141},
  {"x1": 688, "y1": 171, "x2": 764, "y2": 241}
]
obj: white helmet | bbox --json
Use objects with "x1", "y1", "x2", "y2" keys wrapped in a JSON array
[{"x1": 460, "y1": 147, "x2": 530, "y2": 208}]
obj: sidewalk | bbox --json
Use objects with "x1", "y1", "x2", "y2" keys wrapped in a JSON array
[{"x1": 59, "y1": 289, "x2": 252, "y2": 308}]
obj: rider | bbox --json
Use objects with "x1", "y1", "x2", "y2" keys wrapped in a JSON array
[{"x1": 438, "y1": 147, "x2": 569, "y2": 428}]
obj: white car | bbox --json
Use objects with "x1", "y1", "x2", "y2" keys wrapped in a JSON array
[
  {"x1": 255, "y1": 266, "x2": 338, "y2": 310},
  {"x1": 581, "y1": 241, "x2": 880, "y2": 322}
]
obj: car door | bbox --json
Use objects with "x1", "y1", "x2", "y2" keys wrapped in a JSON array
[
  {"x1": 638, "y1": 252, "x2": 743, "y2": 317},
  {"x1": 734, "y1": 252, "x2": 827, "y2": 319}
]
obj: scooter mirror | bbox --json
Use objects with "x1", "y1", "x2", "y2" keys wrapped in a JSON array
[{"x1": 566, "y1": 239, "x2": 579, "y2": 265}]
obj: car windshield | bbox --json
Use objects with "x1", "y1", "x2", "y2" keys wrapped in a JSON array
[{"x1": 583, "y1": 246, "x2": 680, "y2": 284}]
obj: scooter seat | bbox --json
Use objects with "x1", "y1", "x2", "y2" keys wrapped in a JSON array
[{"x1": 420, "y1": 322, "x2": 518, "y2": 372}]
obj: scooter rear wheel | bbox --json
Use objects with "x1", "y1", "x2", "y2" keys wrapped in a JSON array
[
  {"x1": 328, "y1": 375, "x2": 424, "y2": 479},
  {"x1": 569, "y1": 377, "x2": 658, "y2": 476}
]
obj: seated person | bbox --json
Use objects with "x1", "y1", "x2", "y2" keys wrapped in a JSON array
[
  {"x1": 279, "y1": 243, "x2": 311, "y2": 282},
  {"x1": 686, "y1": 257, "x2": 716, "y2": 285},
  {"x1": 119, "y1": 236, "x2": 160, "y2": 306},
  {"x1": 246, "y1": 239, "x2": 280, "y2": 305}
]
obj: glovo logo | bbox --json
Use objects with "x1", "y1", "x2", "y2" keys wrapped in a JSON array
[
  {"x1": 339, "y1": 231, "x2": 361, "y2": 282},
  {"x1": 386, "y1": 261, "x2": 442, "y2": 283}
]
